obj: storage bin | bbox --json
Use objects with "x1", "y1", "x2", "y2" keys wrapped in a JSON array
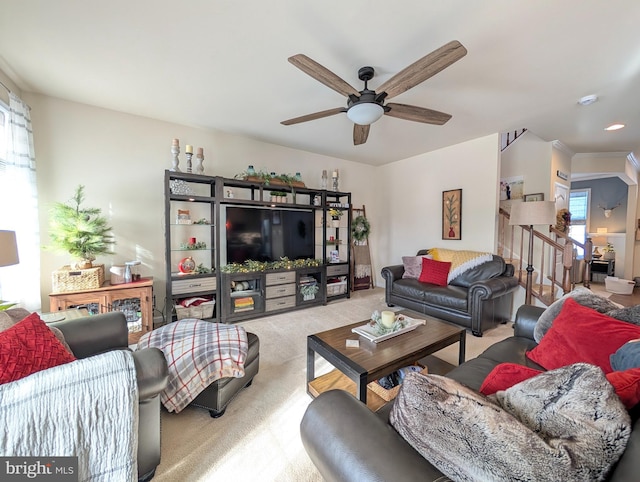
[
  {"x1": 175, "y1": 300, "x2": 216, "y2": 320},
  {"x1": 605, "y1": 277, "x2": 635, "y2": 295},
  {"x1": 52, "y1": 264, "x2": 105, "y2": 293},
  {"x1": 327, "y1": 279, "x2": 347, "y2": 296}
]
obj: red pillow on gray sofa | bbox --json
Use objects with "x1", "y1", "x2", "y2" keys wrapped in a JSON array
[
  {"x1": 0, "y1": 312, "x2": 76, "y2": 384},
  {"x1": 526, "y1": 298, "x2": 640, "y2": 373},
  {"x1": 418, "y1": 257, "x2": 451, "y2": 286}
]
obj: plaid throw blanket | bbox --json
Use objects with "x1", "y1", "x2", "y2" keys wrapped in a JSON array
[
  {"x1": 430, "y1": 248, "x2": 493, "y2": 283},
  {"x1": 137, "y1": 319, "x2": 248, "y2": 413}
]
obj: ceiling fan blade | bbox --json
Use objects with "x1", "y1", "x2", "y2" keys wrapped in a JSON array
[
  {"x1": 281, "y1": 107, "x2": 345, "y2": 125},
  {"x1": 377, "y1": 40, "x2": 467, "y2": 100},
  {"x1": 288, "y1": 54, "x2": 360, "y2": 98},
  {"x1": 353, "y1": 124, "x2": 370, "y2": 145},
  {"x1": 385, "y1": 103, "x2": 452, "y2": 125}
]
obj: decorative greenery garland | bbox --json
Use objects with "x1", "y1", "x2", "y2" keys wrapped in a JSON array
[
  {"x1": 352, "y1": 215, "x2": 371, "y2": 242},
  {"x1": 220, "y1": 257, "x2": 322, "y2": 273}
]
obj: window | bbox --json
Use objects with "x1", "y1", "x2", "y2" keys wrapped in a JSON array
[{"x1": 569, "y1": 188, "x2": 590, "y2": 256}]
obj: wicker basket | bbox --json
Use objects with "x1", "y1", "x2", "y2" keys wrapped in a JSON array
[
  {"x1": 52, "y1": 264, "x2": 105, "y2": 293},
  {"x1": 327, "y1": 280, "x2": 347, "y2": 296},
  {"x1": 175, "y1": 300, "x2": 215, "y2": 320},
  {"x1": 368, "y1": 366, "x2": 428, "y2": 401}
]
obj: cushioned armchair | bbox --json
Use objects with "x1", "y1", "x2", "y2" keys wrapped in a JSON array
[
  {"x1": 50, "y1": 312, "x2": 169, "y2": 481},
  {"x1": 382, "y1": 251, "x2": 518, "y2": 336}
]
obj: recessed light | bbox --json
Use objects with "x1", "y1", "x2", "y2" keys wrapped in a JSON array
[
  {"x1": 578, "y1": 94, "x2": 598, "y2": 106},
  {"x1": 604, "y1": 123, "x2": 625, "y2": 131}
]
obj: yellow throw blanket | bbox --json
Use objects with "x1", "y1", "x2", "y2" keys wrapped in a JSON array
[{"x1": 430, "y1": 248, "x2": 493, "y2": 283}]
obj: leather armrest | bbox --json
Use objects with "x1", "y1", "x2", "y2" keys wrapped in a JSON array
[
  {"x1": 381, "y1": 264, "x2": 404, "y2": 283},
  {"x1": 467, "y1": 275, "x2": 519, "y2": 300},
  {"x1": 133, "y1": 348, "x2": 169, "y2": 400},
  {"x1": 514, "y1": 305, "x2": 544, "y2": 340},
  {"x1": 301, "y1": 390, "x2": 445, "y2": 482},
  {"x1": 51, "y1": 312, "x2": 128, "y2": 358}
]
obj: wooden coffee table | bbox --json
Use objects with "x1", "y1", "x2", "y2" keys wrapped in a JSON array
[{"x1": 307, "y1": 310, "x2": 465, "y2": 410}]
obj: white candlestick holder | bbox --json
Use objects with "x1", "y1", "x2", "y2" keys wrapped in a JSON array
[
  {"x1": 195, "y1": 153, "x2": 204, "y2": 174},
  {"x1": 185, "y1": 152, "x2": 193, "y2": 173},
  {"x1": 170, "y1": 145, "x2": 181, "y2": 172}
]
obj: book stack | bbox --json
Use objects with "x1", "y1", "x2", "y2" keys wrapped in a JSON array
[
  {"x1": 234, "y1": 297, "x2": 254, "y2": 312},
  {"x1": 299, "y1": 276, "x2": 317, "y2": 288}
]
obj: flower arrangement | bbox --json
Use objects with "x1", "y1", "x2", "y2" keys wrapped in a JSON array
[
  {"x1": 329, "y1": 208, "x2": 344, "y2": 220},
  {"x1": 220, "y1": 257, "x2": 322, "y2": 273},
  {"x1": 300, "y1": 283, "x2": 319, "y2": 297},
  {"x1": 556, "y1": 209, "x2": 571, "y2": 232},
  {"x1": 369, "y1": 310, "x2": 409, "y2": 335}
]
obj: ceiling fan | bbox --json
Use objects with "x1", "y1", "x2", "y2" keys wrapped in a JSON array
[{"x1": 281, "y1": 40, "x2": 467, "y2": 146}]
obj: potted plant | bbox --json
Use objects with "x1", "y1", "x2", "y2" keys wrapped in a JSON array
[
  {"x1": 300, "y1": 283, "x2": 319, "y2": 301},
  {"x1": 48, "y1": 185, "x2": 115, "y2": 269},
  {"x1": 603, "y1": 242, "x2": 615, "y2": 260},
  {"x1": 329, "y1": 208, "x2": 343, "y2": 228}
]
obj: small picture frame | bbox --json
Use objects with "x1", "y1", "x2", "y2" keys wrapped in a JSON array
[
  {"x1": 524, "y1": 193, "x2": 544, "y2": 202},
  {"x1": 330, "y1": 250, "x2": 340, "y2": 263},
  {"x1": 442, "y1": 189, "x2": 462, "y2": 240}
]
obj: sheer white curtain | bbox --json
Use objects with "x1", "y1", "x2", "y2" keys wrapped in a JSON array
[{"x1": 0, "y1": 93, "x2": 41, "y2": 310}]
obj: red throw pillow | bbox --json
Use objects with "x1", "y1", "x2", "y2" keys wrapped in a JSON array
[
  {"x1": 527, "y1": 298, "x2": 640, "y2": 374},
  {"x1": 606, "y1": 368, "x2": 640, "y2": 409},
  {"x1": 0, "y1": 312, "x2": 77, "y2": 384},
  {"x1": 479, "y1": 363, "x2": 543, "y2": 395},
  {"x1": 418, "y1": 257, "x2": 451, "y2": 286}
]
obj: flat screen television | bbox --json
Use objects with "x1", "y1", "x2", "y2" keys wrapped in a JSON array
[{"x1": 225, "y1": 206, "x2": 315, "y2": 263}]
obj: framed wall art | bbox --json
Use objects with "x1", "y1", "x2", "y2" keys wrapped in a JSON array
[
  {"x1": 524, "y1": 193, "x2": 544, "y2": 202},
  {"x1": 442, "y1": 189, "x2": 462, "y2": 240}
]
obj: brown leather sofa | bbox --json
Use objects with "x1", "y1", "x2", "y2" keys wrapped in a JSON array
[
  {"x1": 52, "y1": 312, "x2": 169, "y2": 482},
  {"x1": 382, "y1": 251, "x2": 518, "y2": 336},
  {"x1": 300, "y1": 305, "x2": 640, "y2": 482}
]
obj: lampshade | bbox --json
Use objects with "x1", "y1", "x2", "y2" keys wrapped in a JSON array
[
  {"x1": 509, "y1": 201, "x2": 556, "y2": 226},
  {"x1": 346, "y1": 102, "x2": 384, "y2": 125},
  {"x1": 0, "y1": 230, "x2": 19, "y2": 267}
]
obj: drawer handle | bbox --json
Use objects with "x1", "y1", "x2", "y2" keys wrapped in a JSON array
[{"x1": 188, "y1": 283, "x2": 202, "y2": 288}]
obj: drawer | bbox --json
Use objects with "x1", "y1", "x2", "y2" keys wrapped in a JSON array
[
  {"x1": 172, "y1": 276, "x2": 217, "y2": 295},
  {"x1": 265, "y1": 271, "x2": 296, "y2": 285},
  {"x1": 326, "y1": 264, "x2": 348, "y2": 276},
  {"x1": 265, "y1": 296, "x2": 296, "y2": 312},
  {"x1": 266, "y1": 283, "x2": 296, "y2": 299}
]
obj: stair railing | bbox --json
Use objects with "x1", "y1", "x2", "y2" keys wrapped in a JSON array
[{"x1": 498, "y1": 207, "x2": 591, "y2": 305}]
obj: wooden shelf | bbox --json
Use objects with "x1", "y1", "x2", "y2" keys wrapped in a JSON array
[{"x1": 308, "y1": 369, "x2": 387, "y2": 412}]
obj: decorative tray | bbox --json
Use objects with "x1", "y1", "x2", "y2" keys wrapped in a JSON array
[{"x1": 352, "y1": 315, "x2": 426, "y2": 343}]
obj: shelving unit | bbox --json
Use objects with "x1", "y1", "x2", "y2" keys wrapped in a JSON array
[
  {"x1": 164, "y1": 170, "x2": 351, "y2": 324},
  {"x1": 164, "y1": 171, "x2": 218, "y2": 322}
]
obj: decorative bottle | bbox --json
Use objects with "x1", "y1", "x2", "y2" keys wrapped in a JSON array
[{"x1": 321, "y1": 170, "x2": 328, "y2": 189}]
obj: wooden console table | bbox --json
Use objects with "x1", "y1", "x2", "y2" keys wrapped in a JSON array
[{"x1": 49, "y1": 277, "x2": 153, "y2": 344}]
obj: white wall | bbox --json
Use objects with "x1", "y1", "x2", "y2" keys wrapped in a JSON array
[
  {"x1": 500, "y1": 130, "x2": 552, "y2": 200},
  {"x1": 25, "y1": 94, "x2": 378, "y2": 310},
  {"x1": 375, "y1": 134, "x2": 501, "y2": 284}
]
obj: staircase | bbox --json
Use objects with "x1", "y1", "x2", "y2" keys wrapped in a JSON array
[
  {"x1": 498, "y1": 208, "x2": 592, "y2": 306},
  {"x1": 500, "y1": 128, "x2": 527, "y2": 151}
]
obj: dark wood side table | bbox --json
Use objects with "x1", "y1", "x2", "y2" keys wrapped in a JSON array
[{"x1": 307, "y1": 310, "x2": 465, "y2": 410}]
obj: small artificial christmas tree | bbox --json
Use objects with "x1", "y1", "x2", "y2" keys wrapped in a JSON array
[{"x1": 48, "y1": 185, "x2": 115, "y2": 269}]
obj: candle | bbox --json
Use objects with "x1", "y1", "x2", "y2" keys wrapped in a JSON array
[
  {"x1": 185, "y1": 145, "x2": 193, "y2": 154},
  {"x1": 189, "y1": 237, "x2": 196, "y2": 245},
  {"x1": 332, "y1": 170, "x2": 338, "y2": 178},
  {"x1": 172, "y1": 138, "x2": 179, "y2": 146},
  {"x1": 381, "y1": 310, "x2": 395, "y2": 328},
  {"x1": 197, "y1": 147, "x2": 203, "y2": 156}
]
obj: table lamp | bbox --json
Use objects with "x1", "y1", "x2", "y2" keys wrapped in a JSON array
[
  {"x1": 509, "y1": 201, "x2": 557, "y2": 304},
  {"x1": 0, "y1": 230, "x2": 19, "y2": 267}
]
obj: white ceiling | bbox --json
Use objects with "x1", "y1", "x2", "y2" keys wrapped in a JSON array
[{"x1": 1, "y1": 0, "x2": 639, "y2": 166}]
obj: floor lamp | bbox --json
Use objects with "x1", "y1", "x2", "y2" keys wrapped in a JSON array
[
  {"x1": 509, "y1": 201, "x2": 557, "y2": 304},
  {"x1": 0, "y1": 230, "x2": 19, "y2": 302}
]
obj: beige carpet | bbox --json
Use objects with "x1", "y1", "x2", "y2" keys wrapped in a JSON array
[{"x1": 153, "y1": 288, "x2": 514, "y2": 481}]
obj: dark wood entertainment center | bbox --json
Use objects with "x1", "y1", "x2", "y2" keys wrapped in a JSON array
[{"x1": 164, "y1": 171, "x2": 352, "y2": 323}]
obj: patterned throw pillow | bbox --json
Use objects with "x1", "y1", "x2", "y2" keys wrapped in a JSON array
[
  {"x1": 391, "y1": 367, "x2": 630, "y2": 482},
  {"x1": 401, "y1": 256, "x2": 426, "y2": 279},
  {"x1": 418, "y1": 257, "x2": 451, "y2": 286},
  {"x1": 0, "y1": 308, "x2": 73, "y2": 355},
  {"x1": 0, "y1": 313, "x2": 77, "y2": 384}
]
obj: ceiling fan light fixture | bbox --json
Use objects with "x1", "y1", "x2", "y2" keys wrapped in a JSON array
[{"x1": 346, "y1": 102, "x2": 384, "y2": 125}]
